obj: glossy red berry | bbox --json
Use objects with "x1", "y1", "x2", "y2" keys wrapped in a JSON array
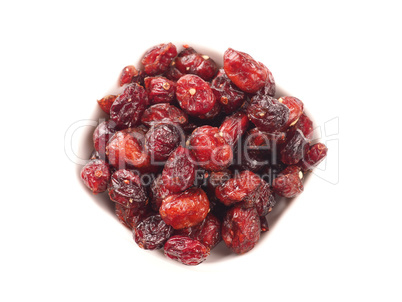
[
  {"x1": 80, "y1": 159, "x2": 111, "y2": 194},
  {"x1": 141, "y1": 43, "x2": 177, "y2": 76},
  {"x1": 164, "y1": 235, "x2": 210, "y2": 265}
]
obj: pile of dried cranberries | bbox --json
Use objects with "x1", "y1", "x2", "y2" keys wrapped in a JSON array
[{"x1": 80, "y1": 42, "x2": 328, "y2": 265}]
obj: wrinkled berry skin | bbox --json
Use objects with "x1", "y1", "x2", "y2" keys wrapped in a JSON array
[
  {"x1": 93, "y1": 120, "x2": 117, "y2": 159},
  {"x1": 188, "y1": 125, "x2": 233, "y2": 172},
  {"x1": 110, "y1": 83, "x2": 149, "y2": 129},
  {"x1": 144, "y1": 76, "x2": 176, "y2": 104},
  {"x1": 115, "y1": 203, "x2": 149, "y2": 229},
  {"x1": 97, "y1": 95, "x2": 117, "y2": 114},
  {"x1": 278, "y1": 96, "x2": 304, "y2": 127},
  {"x1": 150, "y1": 174, "x2": 173, "y2": 212},
  {"x1": 141, "y1": 43, "x2": 177, "y2": 76},
  {"x1": 119, "y1": 65, "x2": 139, "y2": 87},
  {"x1": 175, "y1": 213, "x2": 221, "y2": 249},
  {"x1": 247, "y1": 94, "x2": 289, "y2": 133},
  {"x1": 272, "y1": 165, "x2": 304, "y2": 198},
  {"x1": 256, "y1": 63, "x2": 276, "y2": 97},
  {"x1": 222, "y1": 206, "x2": 261, "y2": 254},
  {"x1": 176, "y1": 74, "x2": 216, "y2": 116},
  {"x1": 108, "y1": 169, "x2": 148, "y2": 209},
  {"x1": 219, "y1": 111, "x2": 249, "y2": 147},
  {"x1": 280, "y1": 129, "x2": 309, "y2": 165},
  {"x1": 175, "y1": 51, "x2": 218, "y2": 81},
  {"x1": 159, "y1": 188, "x2": 210, "y2": 230},
  {"x1": 300, "y1": 143, "x2": 328, "y2": 172},
  {"x1": 211, "y1": 69, "x2": 246, "y2": 114},
  {"x1": 80, "y1": 159, "x2": 111, "y2": 194},
  {"x1": 145, "y1": 123, "x2": 183, "y2": 162},
  {"x1": 134, "y1": 214, "x2": 174, "y2": 250},
  {"x1": 106, "y1": 128, "x2": 151, "y2": 171},
  {"x1": 162, "y1": 146, "x2": 196, "y2": 193},
  {"x1": 141, "y1": 103, "x2": 188, "y2": 128},
  {"x1": 293, "y1": 113, "x2": 314, "y2": 140},
  {"x1": 164, "y1": 235, "x2": 210, "y2": 265},
  {"x1": 215, "y1": 170, "x2": 261, "y2": 206},
  {"x1": 223, "y1": 48, "x2": 268, "y2": 93},
  {"x1": 240, "y1": 179, "x2": 276, "y2": 216}
]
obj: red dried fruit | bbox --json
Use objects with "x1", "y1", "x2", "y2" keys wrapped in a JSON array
[
  {"x1": 247, "y1": 94, "x2": 290, "y2": 133},
  {"x1": 108, "y1": 169, "x2": 148, "y2": 209},
  {"x1": 175, "y1": 213, "x2": 221, "y2": 249},
  {"x1": 141, "y1": 43, "x2": 177, "y2": 76},
  {"x1": 106, "y1": 127, "x2": 151, "y2": 171},
  {"x1": 115, "y1": 203, "x2": 149, "y2": 229},
  {"x1": 164, "y1": 235, "x2": 210, "y2": 265},
  {"x1": 119, "y1": 65, "x2": 139, "y2": 87},
  {"x1": 110, "y1": 83, "x2": 149, "y2": 129},
  {"x1": 97, "y1": 95, "x2": 117, "y2": 114},
  {"x1": 222, "y1": 206, "x2": 260, "y2": 254},
  {"x1": 150, "y1": 174, "x2": 173, "y2": 212},
  {"x1": 293, "y1": 113, "x2": 314, "y2": 140},
  {"x1": 175, "y1": 51, "x2": 218, "y2": 81},
  {"x1": 197, "y1": 101, "x2": 221, "y2": 120},
  {"x1": 162, "y1": 146, "x2": 196, "y2": 193},
  {"x1": 159, "y1": 188, "x2": 210, "y2": 230},
  {"x1": 215, "y1": 170, "x2": 261, "y2": 206},
  {"x1": 240, "y1": 179, "x2": 276, "y2": 216},
  {"x1": 272, "y1": 165, "x2": 304, "y2": 198},
  {"x1": 80, "y1": 159, "x2": 111, "y2": 194},
  {"x1": 218, "y1": 111, "x2": 249, "y2": 147},
  {"x1": 278, "y1": 96, "x2": 304, "y2": 127},
  {"x1": 188, "y1": 125, "x2": 233, "y2": 172},
  {"x1": 134, "y1": 214, "x2": 174, "y2": 250},
  {"x1": 176, "y1": 74, "x2": 216, "y2": 116},
  {"x1": 260, "y1": 216, "x2": 269, "y2": 232},
  {"x1": 280, "y1": 129, "x2": 309, "y2": 165},
  {"x1": 256, "y1": 63, "x2": 276, "y2": 97},
  {"x1": 211, "y1": 69, "x2": 247, "y2": 114},
  {"x1": 141, "y1": 103, "x2": 188, "y2": 128},
  {"x1": 144, "y1": 76, "x2": 176, "y2": 104},
  {"x1": 145, "y1": 123, "x2": 183, "y2": 162},
  {"x1": 300, "y1": 143, "x2": 328, "y2": 172},
  {"x1": 223, "y1": 48, "x2": 268, "y2": 93},
  {"x1": 93, "y1": 120, "x2": 117, "y2": 159}
]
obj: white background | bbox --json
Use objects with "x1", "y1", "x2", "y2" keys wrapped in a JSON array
[{"x1": 1, "y1": 0, "x2": 401, "y2": 301}]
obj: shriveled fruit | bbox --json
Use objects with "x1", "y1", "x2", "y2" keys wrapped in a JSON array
[
  {"x1": 256, "y1": 63, "x2": 276, "y2": 97},
  {"x1": 272, "y1": 165, "x2": 304, "y2": 198},
  {"x1": 141, "y1": 103, "x2": 188, "y2": 127},
  {"x1": 80, "y1": 159, "x2": 111, "y2": 194},
  {"x1": 141, "y1": 43, "x2": 177, "y2": 76},
  {"x1": 293, "y1": 113, "x2": 314, "y2": 140},
  {"x1": 159, "y1": 188, "x2": 209, "y2": 229},
  {"x1": 175, "y1": 50, "x2": 218, "y2": 81},
  {"x1": 222, "y1": 206, "x2": 260, "y2": 254},
  {"x1": 218, "y1": 111, "x2": 249, "y2": 147},
  {"x1": 223, "y1": 48, "x2": 268, "y2": 93},
  {"x1": 280, "y1": 129, "x2": 309, "y2": 165},
  {"x1": 110, "y1": 83, "x2": 149, "y2": 129},
  {"x1": 134, "y1": 214, "x2": 174, "y2": 250},
  {"x1": 162, "y1": 146, "x2": 196, "y2": 193},
  {"x1": 164, "y1": 235, "x2": 210, "y2": 265},
  {"x1": 247, "y1": 94, "x2": 289, "y2": 133},
  {"x1": 93, "y1": 120, "x2": 116, "y2": 159},
  {"x1": 97, "y1": 95, "x2": 117, "y2": 114},
  {"x1": 240, "y1": 179, "x2": 276, "y2": 216},
  {"x1": 188, "y1": 125, "x2": 233, "y2": 172},
  {"x1": 144, "y1": 76, "x2": 176, "y2": 104},
  {"x1": 300, "y1": 143, "x2": 328, "y2": 172},
  {"x1": 145, "y1": 123, "x2": 183, "y2": 162},
  {"x1": 119, "y1": 65, "x2": 139, "y2": 87},
  {"x1": 278, "y1": 96, "x2": 304, "y2": 127},
  {"x1": 115, "y1": 203, "x2": 149, "y2": 229},
  {"x1": 176, "y1": 74, "x2": 216, "y2": 116},
  {"x1": 108, "y1": 169, "x2": 148, "y2": 209},
  {"x1": 150, "y1": 174, "x2": 173, "y2": 211}
]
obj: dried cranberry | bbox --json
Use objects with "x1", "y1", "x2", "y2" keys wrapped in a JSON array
[
  {"x1": 106, "y1": 127, "x2": 151, "y2": 171},
  {"x1": 145, "y1": 123, "x2": 183, "y2": 162},
  {"x1": 280, "y1": 129, "x2": 309, "y2": 165},
  {"x1": 110, "y1": 83, "x2": 149, "y2": 129},
  {"x1": 211, "y1": 69, "x2": 246, "y2": 114},
  {"x1": 218, "y1": 111, "x2": 249, "y2": 147},
  {"x1": 162, "y1": 146, "x2": 197, "y2": 193},
  {"x1": 188, "y1": 125, "x2": 233, "y2": 172},
  {"x1": 144, "y1": 76, "x2": 176, "y2": 104},
  {"x1": 164, "y1": 235, "x2": 209, "y2": 265},
  {"x1": 93, "y1": 120, "x2": 117, "y2": 159},
  {"x1": 256, "y1": 63, "x2": 276, "y2": 97},
  {"x1": 141, "y1": 43, "x2": 177, "y2": 76},
  {"x1": 197, "y1": 101, "x2": 221, "y2": 121},
  {"x1": 247, "y1": 94, "x2": 289, "y2": 133},
  {"x1": 222, "y1": 206, "x2": 260, "y2": 254},
  {"x1": 223, "y1": 48, "x2": 268, "y2": 93},
  {"x1": 141, "y1": 103, "x2": 188, "y2": 128},
  {"x1": 159, "y1": 188, "x2": 210, "y2": 229},
  {"x1": 175, "y1": 51, "x2": 218, "y2": 81},
  {"x1": 134, "y1": 214, "x2": 174, "y2": 250},
  {"x1": 300, "y1": 143, "x2": 328, "y2": 172},
  {"x1": 278, "y1": 96, "x2": 304, "y2": 127},
  {"x1": 108, "y1": 169, "x2": 148, "y2": 209},
  {"x1": 293, "y1": 113, "x2": 314, "y2": 140},
  {"x1": 115, "y1": 203, "x2": 149, "y2": 229},
  {"x1": 97, "y1": 95, "x2": 117, "y2": 114},
  {"x1": 272, "y1": 165, "x2": 304, "y2": 198},
  {"x1": 119, "y1": 65, "x2": 139, "y2": 87},
  {"x1": 164, "y1": 63, "x2": 184, "y2": 81},
  {"x1": 260, "y1": 216, "x2": 269, "y2": 232},
  {"x1": 241, "y1": 180, "x2": 276, "y2": 216},
  {"x1": 176, "y1": 74, "x2": 216, "y2": 116},
  {"x1": 150, "y1": 174, "x2": 173, "y2": 212},
  {"x1": 80, "y1": 159, "x2": 111, "y2": 194}
]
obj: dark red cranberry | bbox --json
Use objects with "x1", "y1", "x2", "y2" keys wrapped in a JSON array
[
  {"x1": 280, "y1": 129, "x2": 309, "y2": 165},
  {"x1": 278, "y1": 96, "x2": 304, "y2": 128},
  {"x1": 119, "y1": 65, "x2": 139, "y2": 87},
  {"x1": 175, "y1": 51, "x2": 218, "y2": 81},
  {"x1": 150, "y1": 174, "x2": 173, "y2": 212},
  {"x1": 141, "y1": 43, "x2": 177, "y2": 76},
  {"x1": 145, "y1": 123, "x2": 183, "y2": 162},
  {"x1": 134, "y1": 214, "x2": 174, "y2": 250},
  {"x1": 300, "y1": 143, "x2": 328, "y2": 172},
  {"x1": 218, "y1": 111, "x2": 249, "y2": 147},
  {"x1": 93, "y1": 120, "x2": 117, "y2": 159},
  {"x1": 115, "y1": 203, "x2": 150, "y2": 229},
  {"x1": 141, "y1": 103, "x2": 188, "y2": 128},
  {"x1": 80, "y1": 159, "x2": 111, "y2": 194},
  {"x1": 97, "y1": 95, "x2": 117, "y2": 114},
  {"x1": 164, "y1": 235, "x2": 210, "y2": 265},
  {"x1": 272, "y1": 165, "x2": 304, "y2": 198},
  {"x1": 144, "y1": 76, "x2": 176, "y2": 104}
]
